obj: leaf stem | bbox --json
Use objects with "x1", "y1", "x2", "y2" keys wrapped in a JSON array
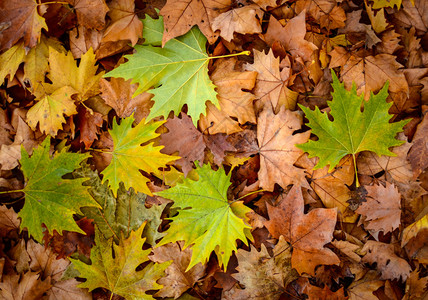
[
  {"x1": 38, "y1": 1, "x2": 69, "y2": 5},
  {"x1": 87, "y1": 148, "x2": 112, "y2": 153},
  {"x1": 234, "y1": 189, "x2": 264, "y2": 202},
  {"x1": 0, "y1": 189, "x2": 24, "y2": 195},
  {"x1": 352, "y1": 154, "x2": 360, "y2": 187},
  {"x1": 208, "y1": 50, "x2": 251, "y2": 60}
]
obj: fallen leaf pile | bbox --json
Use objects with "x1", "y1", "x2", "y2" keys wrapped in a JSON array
[{"x1": 0, "y1": 0, "x2": 427, "y2": 299}]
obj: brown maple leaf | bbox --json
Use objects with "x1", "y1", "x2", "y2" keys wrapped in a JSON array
[
  {"x1": 362, "y1": 240, "x2": 411, "y2": 281},
  {"x1": 408, "y1": 113, "x2": 428, "y2": 179},
  {"x1": 150, "y1": 242, "x2": 206, "y2": 299},
  {"x1": 295, "y1": 0, "x2": 346, "y2": 30},
  {"x1": 199, "y1": 58, "x2": 257, "y2": 135},
  {"x1": 304, "y1": 284, "x2": 346, "y2": 300},
  {"x1": 101, "y1": 0, "x2": 142, "y2": 46},
  {"x1": 0, "y1": 272, "x2": 51, "y2": 299},
  {"x1": 0, "y1": 205, "x2": 20, "y2": 238},
  {"x1": 0, "y1": 0, "x2": 47, "y2": 51},
  {"x1": 338, "y1": 10, "x2": 380, "y2": 48},
  {"x1": 257, "y1": 106, "x2": 310, "y2": 191},
  {"x1": 356, "y1": 183, "x2": 401, "y2": 234},
  {"x1": 99, "y1": 77, "x2": 154, "y2": 124},
  {"x1": 160, "y1": 113, "x2": 205, "y2": 176},
  {"x1": 347, "y1": 270, "x2": 384, "y2": 300},
  {"x1": 244, "y1": 49, "x2": 298, "y2": 113},
  {"x1": 66, "y1": 0, "x2": 109, "y2": 30},
  {"x1": 329, "y1": 47, "x2": 409, "y2": 100},
  {"x1": 223, "y1": 236, "x2": 298, "y2": 299},
  {"x1": 264, "y1": 11, "x2": 318, "y2": 62},
  {"x1": 76, "y1": 105, "x2": 103, "y2": 149},
  {"x1": 265, "y1": 185, "x2": 340, "y2": 275},
  {"x1": 160, "y1": 0, "x2": 231, "y2": 45},
  {"x1": 212, "y1": 4, "x2": 263, "y2": 42}
]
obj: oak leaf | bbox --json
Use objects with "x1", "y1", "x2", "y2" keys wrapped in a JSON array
[
  {"x1": 257, "y1": 106, "x2": 310, "y2": 191},
  {"x1": 361, "y1": 240, "x2": 411, "y2": 281},
  {"x1": 244, "y1": 49, "x2": 298, "y2": 112},
  {"x1": 71, "y1": 223, "x2": 171, "y2": 299},
  {"x1": 265, "y1": 185, "x2": 340, "y2": 275},
  {"x1": 264, "y1": 11, "x2": 318, "y2": 62},
  {"x1": 356, "y1": 183, "x2": 401, "y2": 234},
  {"x1": 297, "y1": 71, "x2": 409, "y2": 178},
  {"x1": 156, "y1": 163, "x2": 253, "y2": 271},
  {"x1": 222, "y1": 236, "x2": 298, "y2": 300},
  {"x1": 65, "y1": 0, "x2": 109, "y2": 30},
  {"x1": 106, "y1": 15, "x2": 217, "y2": 126},
  {"x1": 101, "y1": 0, "x2": 143, "y2": 46},
  {"x1": 199, "y1": 58, "x2": 257, "y2": 135},
  {"x1": 150, "y1": 242, "x2": 206, "y2": 299},
  {"x1": 18, "y1": 137, "x2": 100, "y2": 242},
  {"x1": 100, "y1": 115, "x2": 178, "y2": 196},
  {"x1": 160, "y1": 0, "x2": 231, "y2": 45},
  {"x1": 212, "y1": 5, "x2": 263, "y2": 42},
  {"x1": 0, "y1": 0, "x2": 47, "y2": 51}
]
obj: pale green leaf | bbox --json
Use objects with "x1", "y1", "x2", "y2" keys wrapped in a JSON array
[
  {"x1": 19, "y1": 137, "x2": 100, "y2": 242},
  {"x1": 156, "y1": 163, "x2": 253, "y2": 270},
  {"x1": 101, "y1": 115, "x2": 179, "y2": 196},
  {"x1": 105, "y1": 14, "x2": 217, "y2": 125},
  {"x1": 71, "y1": 223, "x2": 170, "y2": 300}
]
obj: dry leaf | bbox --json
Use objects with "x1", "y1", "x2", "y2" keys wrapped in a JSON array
[
  {"x1": 356, "y1": 183, "x2": 401, "y2": 234},
  {"x1": 150, "y1": 242, "x2": 206, "y2": 299},
  {"x1": 361, "y1": 240, "x2": 411, "y2": 281},
  {"x1": 66, "y1": 0, "x2": 109, "y2": 30},
  {"x1": 408, "y1": 113, "x2": 428, "y2": 178},
  {"x1": 265, "y1": 185, "x2": 340, "y2": 275},
  {"x1": 257, "y1": 106, "x2": 310, "y2": 191},
  {"x1": 212, "y1": 5, "x2": 263, "y2": 42}
]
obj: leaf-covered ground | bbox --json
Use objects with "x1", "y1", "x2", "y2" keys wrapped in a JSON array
[{"x1": 0, "y1": 0, "x2": 427, "y2": 299}]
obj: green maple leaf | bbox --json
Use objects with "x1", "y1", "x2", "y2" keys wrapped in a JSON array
[
  {"x1": 297, "y1": 70, "x2": 409, "y2": 185},
  {"x1": 156, "y1": 163, "x2": 253, "y2": 271},
  {"x1": 101, "y1": 115, "x2": 179, "y2": 196},
  {"x1": 71, "y1": 223, "x2": 170, "y2": 300},
  {"x1": 18, "y1": 137, "x2": 100, "y2": 242},
  {"x1": 105, "y1": 14, "x2": 217, "y2": 126},
  {"x1": 74, "y1": 164, "x2": 166, "y2": 245}
]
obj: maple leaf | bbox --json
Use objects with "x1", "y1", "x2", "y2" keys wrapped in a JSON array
[
  {"x1": 356, "y1": 183, "x2": 401, "y2": 234},
  {"x1": 372, "y1": 0, "x2": 402, "y2": 9},
  {"x1": 257, "y1": 106, "x2": 310, "y2": 191},
  {"x1": 347, "y1": 270, "x2": 384, "y2": 300},
  {"x1": 0, "y1": 43, "x2": 26, "y2": 86},
  {"x1": 100, "y1": 115, "x2": 179, "y2": 196},
  {"x1": 0, "y1": 0, "x2": 47, "y2": 51},
  {"x1": 101, "y1": 0, "x2": 143, "y2": 46},
  {"x1": 244, "y1": 49, "x2": 298, "y2": 112},
  {"x1": 264, "y1": 11, "x2": 318, "y2": 62},
  {"x1": 99, "y1": 77, "x2": 154, "y2": 122},
  {"x1": 106, "y1": 14, "x2": 218, "y2": 126},
  {"x1": 408, "y1": 113, "x2": 428, "y2": 178},
  {"x1": 212, "y1": 4, "x2": 263, "y2": 42},
  {"x1": 401, "y1": 214, "x2": 428, "y2": 247},
  {"x1": 26, "y1": 47, "x2": 104, "y2": 136},
  {"x1": 74, "y1": 164, "x2": 166, "y2": 246},
  {"x1": 18, "y1": 137, "x2": 100, "y2": 242},
  {"x1": 0, "y1": 272, "x2": 51, "y2": 299},
  {"x1": 295, "y1": 0, "x2": 346, "y2": 30},
  {"x1": 150, "y1": 242, "x2": 206, "y2": 299},
  {"x1": 361, "y1": 240, "x2": 411, "y2": 281},
  {"x1": 265, "y1": 185, "x2": 340, "y2": 275},
  {"x1": 65, "y1": 0, "x2": 109, "y2": 30},
  {"x1": 76, "y1": 105, "x2": 103, "y2": 149},
  {"x1": 199, "y1": 58, "x2": 257, "y2": 135},
  {"x1": 71, "y1": 223, "x2": 171, "y2": 299},
  {"x1": 0, "y1": 205, "x2": 20, "y2": 237},
  {"x1": 155, "y1": 163, "x2": 253, "y2": 271},
  {"x1": 297, "y1": 70, "x2": 409, "y2": 185},
  {"x1": 160, "y1": 0, "x2": 231, "y2": 45},
  {"x1": 223, "y1": 236, "x2": 298, "y2": 299}
]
